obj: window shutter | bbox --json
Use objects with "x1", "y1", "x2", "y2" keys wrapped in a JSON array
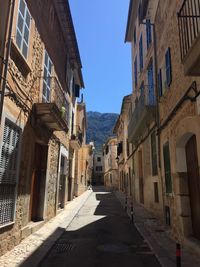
[
  {"x1": 74, "y1": 84, "x2": 80, "y2": 98},
  {"x1": 139, "y1": 35, "x2": 143, "y2": 72},
  {"x1": 165, "y1": 48, "x2": 172, "y2": 87},
  {"x1": 158, "y1": 69, "x2": 163, "y2": 97},
  {"x1": 134, "y1": 56, "x2": 137, "y2": 88},
  {"x1": 163, "y1": 142, "x2": 172, "y2": 193},
  {"x1": 0, "y1": 119, "x2": 21, "y2": 226},
  {"x1": 146, "y1": 19, "x2": 152, "y2": 49}
]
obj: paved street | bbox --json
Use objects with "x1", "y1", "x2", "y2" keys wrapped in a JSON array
[{"x1": 39, "y1": 187, "x2": 160, "y2": 267}]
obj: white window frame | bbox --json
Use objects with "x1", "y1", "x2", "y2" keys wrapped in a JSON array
[
  {"x1": 16, "y1": 0, "x2": 31, "y2": 59},
  {"x1": 42, "y1": 50, "x2": 53, "y2": 102},
  {"x1": 0, "y1": 115, "x2": 22, "y2": 228}
]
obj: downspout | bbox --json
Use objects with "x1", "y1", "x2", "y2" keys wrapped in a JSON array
[{"x1": 0, "y1": 0, "x2": 15, "y2": 124}]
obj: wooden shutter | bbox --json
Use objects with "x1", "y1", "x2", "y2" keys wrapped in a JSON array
[
  {"x1": 139, "y1": 35, "x2": 143, "y2": 71},
  {"x1": 163, "y1": 142, "x2": 172, "y2": 193},
  {"x1": 146, "y1": 19, "x2": 152, "y2": 49},
  {"x1": 0, "y1": 119, "x2": 21, "y2": 226},
  {"x1": 158, "y1": 69, "x2": 163, "y2": 97},
  {"x1": 134, "y1": 56, "x2": 137, "y2": 88},
  {"x1": 151, "y1": 132, "x2": 158, "y2": 176},
  {"x1": 165, "y1": 48, "x2": 172, "y2": 87}
]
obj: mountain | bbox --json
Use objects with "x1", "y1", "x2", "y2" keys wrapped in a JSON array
[{"x1": 86, "y1": 111, "x2": 119, "y2": 152}]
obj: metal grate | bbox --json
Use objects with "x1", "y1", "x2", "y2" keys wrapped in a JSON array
[
  {"x1": 0, "y1": 119, "x2": 21, "y2": 226},
  {"x1": 54, "y1": 242, "x2": 74, "y2": 253}
]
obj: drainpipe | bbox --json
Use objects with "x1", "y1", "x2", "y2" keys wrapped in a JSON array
[{"x1": 0, "y1": 0, "x2": 15, "y2": 125}]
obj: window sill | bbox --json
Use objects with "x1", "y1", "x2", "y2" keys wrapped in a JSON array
[
  {"x1": 0, "y1": 221, "x2": 14, "y2": 229},
  {"x1": 10, "y1": 39, "x2": 32, "y2": 76}
]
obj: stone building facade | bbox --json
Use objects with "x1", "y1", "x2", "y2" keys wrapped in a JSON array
[
  {"x1": 0, "y1": 0, "x2": 84, "y2": 256},
  {"x1": 125, "y1": 0, "x2": 163, "y2": 219},
  {"x1": 113, "y1": 95, "x2": 132, "y2": 195},
  {"x1": 93, "y1": 152, "x2": 104, "y2": 185},
  {"x1": 103, "y1": 137, "x2": 118, "y2": 189},
  {"x1": 123, "y1": 0, "x2": 200, "y2": 252}
]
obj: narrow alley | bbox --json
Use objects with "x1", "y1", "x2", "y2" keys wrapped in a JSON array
[{"x1": 38, "y1": 187, "x2": 160, "y2": 267}]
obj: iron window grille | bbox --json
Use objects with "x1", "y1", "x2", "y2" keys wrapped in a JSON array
[{"x1": 0, "y1": 119, "x2": 21, "y2": 226}]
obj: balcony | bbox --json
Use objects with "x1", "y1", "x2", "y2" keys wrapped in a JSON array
[
  {"x1": 128, "y1": 88, "x2": 156, "y2": 144},
  {"x1": 34, "y1": 77, "x2": 69, "y2": 131},
  {"x1": 178, "y1": 0, "x2": 200, "y2": 75},
  {"x1": 69, "y1": 126, "x2": 83, "y2": 150}
]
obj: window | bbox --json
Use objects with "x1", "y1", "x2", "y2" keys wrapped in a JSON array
[
  {"x1": 139, "y1": 35, "x2": 143, "y2": 72},
  {"x1": 151, "y1": 132, "x2": 158, "y2": 176},
  {"x1": 134, "y1": 56, "x2": 138, "y2": 89},
  {"x1": 0, "y1": 119, "x2": 21, "y2": 226},
  {"x1": 96, "y1": 166, "x2": 102, "y2": 172},
  {"x1": 154, "y1": 182, "x2": 159, "y2": 203},
  {"x1": 97, "y1": 157, "x2": 101, "y2": 162},
  {"x1": 146, "y1": 19, "x2": 152, "y2": 49},
  {"x1": 138, "y1": 3, "x2": 142, "y2": 23},
  {"x1": 42, "y1": 51, "x2": 52, "y2": 102},
  {"x1": 134, "y1": 28, "x2": 136, "y2": 46},
  {"x1": 110, "y1": 174, "x2": 112, "y2": 184},
  {"x1": 165, "y1": 48, "x2": 172, "y2": 87},
  {"x1": 147, "y1": 62, "x2": 155, "y2": 105},
  {"x1": 16, "y1": 0, "x2": 31, "y2": 58},
  {"x1": 158, "y1": 69, "x2": 163, "y2": 97},
  {"x1": 163, "y1": 142, "x2": 172, "y2": 193}
]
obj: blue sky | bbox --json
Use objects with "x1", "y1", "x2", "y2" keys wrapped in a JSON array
[{"x1": 69, "y1": 0, "x2": 132, "y2": 114}]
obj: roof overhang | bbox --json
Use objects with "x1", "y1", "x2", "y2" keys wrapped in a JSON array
[{"x1": 53, "y1": 0, "x2": 84, "y2": 88}]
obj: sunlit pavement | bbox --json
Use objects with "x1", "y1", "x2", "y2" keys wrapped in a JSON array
[{"x1": 39, "y1": 186, "x2": 160, "y2": 267}]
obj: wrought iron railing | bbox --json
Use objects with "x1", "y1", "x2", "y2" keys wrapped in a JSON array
[
  {"x1": 128, "y1": 87, "x2": 155, "y2": 138},
  {"x1": 45, "y1": 77, "x2": 70, "y2": 128},
  {"x1": 178, "y1": 0, "x2": 200, "y2": 61}
]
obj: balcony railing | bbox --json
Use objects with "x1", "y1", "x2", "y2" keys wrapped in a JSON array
[
  {"x1": 34, "y1": 77, "x2": 69, "y2": 131},
  {"x1": 128, "y1": 87, "x2": 156, "y2": 144},
  {"x1": 178, "y1": 0, "x2": 200, "y2": 61}
]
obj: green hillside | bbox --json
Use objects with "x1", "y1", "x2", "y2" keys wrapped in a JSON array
[{"x1": 86, "y1": 111, "x2": 119, "y2": 151}]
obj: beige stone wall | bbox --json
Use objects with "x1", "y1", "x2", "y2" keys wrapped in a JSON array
[
  {"x1": 0, "y1": 0, "x2": 75, "y2": 256},
  {"x1": 155, "y1": 0, "x2": 200, "y2": 240}
]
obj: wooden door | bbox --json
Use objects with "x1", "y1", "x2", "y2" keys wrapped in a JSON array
[
  {"x1": 186, "y1": 135, "x2": 200, "y2": 239},
  {"x1": 138, "y1": 150, "x2": 144, "y2": 204},
  {"x1": 30, "y1": 143, "x2": 47, "y2": 221}
]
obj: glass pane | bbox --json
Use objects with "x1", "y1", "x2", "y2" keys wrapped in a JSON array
[
  {"x1": 43, "y1": 82, "x2": 47, "y2": 99},
  {"x1": 44, "y1": 68, "x2": 47, "y2": 80},
  {"x1": 44, "y1": 51, "x2": 48, "y2": 67},
  {"x1": 25, "y1": 10, "x2": 31, "y2": 27},
  {"x1": 22, "y1": 42, "x2": 28, "y2": 58},
  {"x1": 19, "y1": 0, "x2": 25, "y2": 16},
  {"x1": 17, "y1": 13, "x2": 24, "y2": 33},
  {"x1": 48, "y1": 61, "x2": 52, "y2": 74},
  {"x1": 24, "y1": 25, "x2": 29, "y2": 43},
  {"x1": 16, "y1": 30, "x2": 22, "y2": 49},
  {"x1": 47, "y1": 77, "x2": 51, "y2": 88},
  {"x1": 46, "y1": 87, "x2": 50, "y2": 102}
]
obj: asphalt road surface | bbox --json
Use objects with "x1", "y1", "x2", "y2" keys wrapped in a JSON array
[{"x1": 39, "y1": 187, "x2": 160, "y2": 267}]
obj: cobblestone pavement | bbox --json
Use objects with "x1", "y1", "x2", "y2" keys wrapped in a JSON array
[
  {"x1": 115, "y1": 190, "x2": 200, "y2": 267},
  {"x1": 0, "y1": 189, "x2": 93, "y2": 267},
  {"x1": 40, "y1": 187, "x2": 160, "y2": 267}
]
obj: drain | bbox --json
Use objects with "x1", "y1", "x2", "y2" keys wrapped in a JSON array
[{"x1": 54, "y1": 242, "x2": 75, "y2": 253}]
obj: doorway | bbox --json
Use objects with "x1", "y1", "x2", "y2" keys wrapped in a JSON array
[
  {"x1": 186, "y1": 135, "x2": 200, "y2": 239},
  {"x1": 29, "y1": 143, "x2": 48, "y2": 221}
]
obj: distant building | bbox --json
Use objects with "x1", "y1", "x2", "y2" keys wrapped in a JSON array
[
  {"x1": 93, "y1": 152, "x2": 104, "y2": 185},
  {"x1": 103, "y1": 137, "x2": 118, "y2": 189}
]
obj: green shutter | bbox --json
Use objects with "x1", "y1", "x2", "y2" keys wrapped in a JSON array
[{"x1": 163, "y1": 142, "x2": 172, "y2": 193}]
